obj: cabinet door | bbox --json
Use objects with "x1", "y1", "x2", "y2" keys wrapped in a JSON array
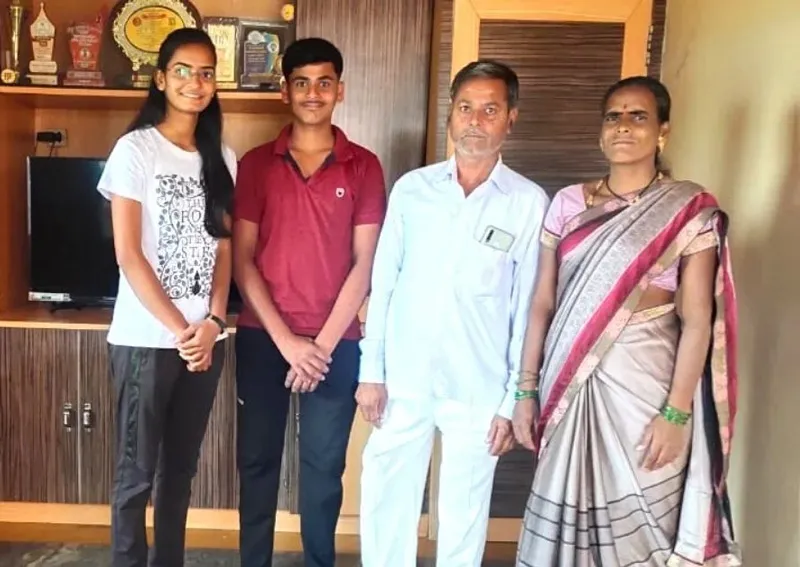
[
  {"x1": 191, "y1": 337, "x2": 238, "y2": 509},
  {"x1": 192, "y1": 338, "x2": 300, "y2": 512},
  {"x1": 0, "y1": 328, "x2": 79, "y2": 503},
  {"x1": 77, "y1": 330, "x2": 115, "y2": 504}
]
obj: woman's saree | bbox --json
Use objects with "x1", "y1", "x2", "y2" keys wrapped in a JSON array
[{"x1": 517, "y1": 181, "x2": 742, "y2": 567}]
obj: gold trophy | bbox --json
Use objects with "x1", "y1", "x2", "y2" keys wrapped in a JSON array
[
  {"x1": 1, "y1": 0, "x2": 25, "y2": 84},
  {"x1": 28, "y1": 0, "x2": 58, "y2": 85}
]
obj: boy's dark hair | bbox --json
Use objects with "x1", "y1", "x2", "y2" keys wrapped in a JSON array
[{"x1": 282, "y1": 37, "x2": 344, "y2": 79}]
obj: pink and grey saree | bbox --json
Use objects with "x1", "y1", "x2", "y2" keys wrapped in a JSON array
[{"x1": 517, "y1": 181, "x2": 741, "y2": 566}]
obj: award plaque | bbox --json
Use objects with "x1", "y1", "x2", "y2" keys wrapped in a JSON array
[
  {"x1": 63, "y1": 9, "x2": 107, "y2": 87},
  {"x1": 111, "y1": 0, "x2": 200, "y2": 88},
  {"x1": 202, "y1": 17, "x2": 239, "y2": 90},
  {"x1": 238, "y1": 20, "x2": 290, "y2": 91},
  {"x1": 28, "y1": 1, "x2": 58, "y2": 86}
]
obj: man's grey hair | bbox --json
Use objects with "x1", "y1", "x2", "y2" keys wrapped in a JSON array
[{"x1": 449, "y1": 59, "x2": 519, "y2": 109}]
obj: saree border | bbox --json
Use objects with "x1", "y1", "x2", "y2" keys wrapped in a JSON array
[
  {"x1": 666, "y1": 549, "x2": 742, "y2": 567},
  {"x1": 557, "y1": 192, "x2": 629, "y2": 261}
]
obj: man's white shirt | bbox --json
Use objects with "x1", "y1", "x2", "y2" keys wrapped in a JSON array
[{"x1": 358, "y1": 156, "x2": 549, "y2": 419}]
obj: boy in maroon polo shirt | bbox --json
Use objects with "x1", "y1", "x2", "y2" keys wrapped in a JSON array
[{"x1": 231, "y1": 38, "x2": 387, "y2": 567}]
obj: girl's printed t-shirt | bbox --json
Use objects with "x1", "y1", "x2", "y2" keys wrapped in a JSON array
[{"x1": 97, "y1": 127, "x2": 237, "y2": 349}]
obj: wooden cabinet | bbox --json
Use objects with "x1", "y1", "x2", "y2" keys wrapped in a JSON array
[
  {"x1": 0, "y1": 326, "x2": 299, "y2": 512},
  {"x1": 0, "y1": 328, "x2": 79, "y2": 503}
]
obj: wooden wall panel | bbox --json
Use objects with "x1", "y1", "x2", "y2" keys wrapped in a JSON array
[
  {"x1": 297, "y1": 0, "x2": 435, "y2": 516},
  {"x1": 479, "y1": 21, "x2": 625, "y2": 517},
  {"x1": 298, "y1": 0, "x2": 434, "y2": 188},
  {"x1": 0, "y1": 328, "x2": 79, "y2": 503},
  {"x1": 429, "y1": 0, "x2": 668, "y2": 164},
  {"x1": 0, "y1": 98, "x2": 33, "y2": 312},
  {"x1": 648, "y1": 0, "x2": 668, "y2": 79},
  {"x1": 480, "y1": 21, "x2": 624, "y2": 195},
  {"x1": 34, "y1": 110, "x2": 291, "y2": 161},
  {"x1": 429, "y1": 0, "x2": 455, "y2": 164}
]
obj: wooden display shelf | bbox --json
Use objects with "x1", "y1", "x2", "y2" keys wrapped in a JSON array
[
  {"x1": 0, "y1": 86, "x2": 288, "y2": 114},
  {"x1": 0, "y1": 303, "x2": 239, "y2": 331}
]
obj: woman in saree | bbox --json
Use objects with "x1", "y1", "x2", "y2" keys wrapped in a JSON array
[{"x1": 511, "y1": 76, "x2": 742, "y2": 566}]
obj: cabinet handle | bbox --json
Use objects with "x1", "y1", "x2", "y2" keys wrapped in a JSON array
[
  {"x1": 62, "y1": 403, "x2": 75, "y2": 431},
  {"x1": 81, "y1": 402, "x2": 94, "y2": 431}
]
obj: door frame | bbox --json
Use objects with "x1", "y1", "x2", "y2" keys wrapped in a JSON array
[{"x1": 446, "y1": 0, "x2": 654, "y2": 157}]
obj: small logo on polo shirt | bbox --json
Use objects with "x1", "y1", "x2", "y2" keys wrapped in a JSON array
[{"x1": 335, "y1": 187, "x2": 345, "y2": 198}]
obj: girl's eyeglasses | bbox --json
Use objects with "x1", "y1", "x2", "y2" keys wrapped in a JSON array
[{"x1": 169, "y1": 64, "x2": 216, "y2": 82}]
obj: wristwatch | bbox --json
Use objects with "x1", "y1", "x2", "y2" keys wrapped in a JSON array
[{"x1": 206, "y1": 313, "x2": 226, "y2": 335}]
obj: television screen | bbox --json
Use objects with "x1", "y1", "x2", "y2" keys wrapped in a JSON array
[
  {"x1": 26, "y1": 155, "x2": 244, "y2": 312},
  {"x1": 27, "y1": 156, "x2": 118, "y2": 306}
]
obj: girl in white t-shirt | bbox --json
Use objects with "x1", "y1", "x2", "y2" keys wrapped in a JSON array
[{"x1": 96, "y1": 27, "x2": 236, "y2": 566}]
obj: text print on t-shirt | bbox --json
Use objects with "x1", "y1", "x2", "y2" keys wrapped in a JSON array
[{"x1": 155, "y1": 173, "x2": 217, "y2": 300}]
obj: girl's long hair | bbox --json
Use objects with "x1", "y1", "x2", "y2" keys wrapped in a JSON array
[{"x1": 126, "y1": 27, "x2": 232, "y2": 239}]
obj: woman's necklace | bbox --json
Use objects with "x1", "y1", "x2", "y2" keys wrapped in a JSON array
[{"x1": 586, "y1": 170, "x2": 663, "y2": 207}]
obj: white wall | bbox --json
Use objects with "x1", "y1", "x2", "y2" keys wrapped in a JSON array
[{"x1": 661, "y1": 0, "x2": 800, "y2": 564}]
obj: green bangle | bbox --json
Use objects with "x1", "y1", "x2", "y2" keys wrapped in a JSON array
[
  {"x1": 515, "y1": 389, "x2": 539, "y2": 402},
  {"x1": 660, "y1": 404, "x2": 691, "y2": 426}
]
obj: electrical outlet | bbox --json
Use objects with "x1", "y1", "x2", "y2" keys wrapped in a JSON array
[
  {"x1": 52, "y1": 129, "x2": 67, "y2": 147},
  {"x1": 37, "y1": 128, "x2": 68, "y2": 147}
]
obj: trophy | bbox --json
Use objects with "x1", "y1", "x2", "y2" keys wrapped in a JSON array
[
  {"x1": 63, "y1": 9, "x2": 107, "y2": 87},
  {"x1": 111, "y1": 0, "x2": 200, "y2": 88},
  {"x1": 28, "y1": 1, "x2": 58, "y2": 86},
  {"x1": 1, "y1": 0, "x2": 25, "y2": 84},
  {"x1": 203, "y1": 17, "x2": 239, "y2": 90},
  {"x1": 239, "y1": 20, "x2": 289, "y2": 91}
]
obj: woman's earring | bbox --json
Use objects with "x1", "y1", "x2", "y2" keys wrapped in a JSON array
[{"x1": 658, "y1": 137, "x2": 666, "y2": 153}]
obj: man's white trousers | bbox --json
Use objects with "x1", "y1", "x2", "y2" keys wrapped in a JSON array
[{"x1": 359, "y1": 397, "x2": 500, "y2": 567}]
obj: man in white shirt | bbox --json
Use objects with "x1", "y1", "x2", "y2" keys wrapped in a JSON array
[{"x1": 356, "y1": 60, "x2": 550, "y2": 566}]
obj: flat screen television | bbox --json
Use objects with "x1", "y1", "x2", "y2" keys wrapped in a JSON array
[
  {"x1": 27, "y1": 156, "x2": 118, "y2": 308},
  {"x1": 26, "y1": 155, "x2": 243, "y2": 312}
]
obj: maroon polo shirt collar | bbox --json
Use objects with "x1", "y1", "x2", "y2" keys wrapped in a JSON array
[{"x1": 272, "y1": 123, "x2": 355, "y2": 162}]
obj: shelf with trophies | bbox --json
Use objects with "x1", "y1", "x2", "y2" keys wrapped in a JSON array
[{"x1": 0, "y1": 0, "x2": 297, "y2": 113}]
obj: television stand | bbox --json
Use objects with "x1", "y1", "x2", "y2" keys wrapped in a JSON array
[{"x1": 47, "y1": 301, "x2": 114, "y2": 313}]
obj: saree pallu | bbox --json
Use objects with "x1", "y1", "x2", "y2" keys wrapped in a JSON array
[{"x1": 517, "y1": 181, "x2": 742, "y2": 567}]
